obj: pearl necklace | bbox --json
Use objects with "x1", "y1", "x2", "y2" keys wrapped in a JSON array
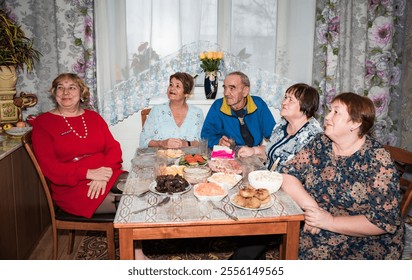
[{"x1": 58, "y1": 109, "x2": 88, "y2": 139}]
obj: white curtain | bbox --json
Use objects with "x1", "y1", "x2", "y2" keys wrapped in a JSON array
[{"x1": 94, "y1": 0, "x2": 315, "y2": 125}]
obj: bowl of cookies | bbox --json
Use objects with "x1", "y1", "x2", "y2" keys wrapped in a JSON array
[{"x1": 248, "y1": 170, "x2": 283, "y2": 193}]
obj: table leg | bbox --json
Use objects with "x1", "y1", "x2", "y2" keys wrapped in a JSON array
[
  {"x1": 279, "y1": 221, "x2": 301, "y2": 260},
  {"x1": 118, "y1": 229, "x2": 134, "y2": 260}
]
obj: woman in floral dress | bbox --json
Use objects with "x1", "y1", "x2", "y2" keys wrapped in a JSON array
[
  {"x1": 238, "y1": 83, "x2": 322, "y2": 170},
  {"x1": 280, "y1": 92, "x2": 404, "y2": 259}
]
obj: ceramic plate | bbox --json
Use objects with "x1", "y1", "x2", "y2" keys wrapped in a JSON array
[
  {"x1": 149, "y1": 181, "x2": 192, "y2": 196},
  {"x1": 229, "y1": 193, "x2": 274, "y2": 211},
  {"x1": 207, "y1": 173, "x2": 242, "y2": 189},
  {"x1": 5, "y1": 127, "x2": 32, "y2": 136},
  {"x1": 176, "y1": 154, "x2": 208, "y2": 166}
]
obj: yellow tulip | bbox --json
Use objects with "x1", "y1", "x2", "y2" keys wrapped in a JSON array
[
  {"x1": 206, "y1": 52, "x2": 214, "y2": 59},
  {"x1": 217, "y1": 52, "x2": 224, "y2": 59},
  {"x1": 199, "y1": 52, "x2": 206, "y2": 60}
]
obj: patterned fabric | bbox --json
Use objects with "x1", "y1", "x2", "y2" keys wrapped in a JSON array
[
  {"x1": 312, "y1": 0, "x2": 407, "y2": 146},
  {"x1": 3, "y1": 0, "x2": 96, "y2": 115},
  {"x1": 139, "y1": 103, "x2": 204, "y2": 147},
  {"x1": 281, "y1": 134, "x2": 404, "y2": 260},
  {"x1": 266, "y1": 117, "x2": 323, "y2": 170}
]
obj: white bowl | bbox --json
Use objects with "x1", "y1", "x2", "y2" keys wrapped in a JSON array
[
  {"x1": 248, "y1": 170, "x2": 283, "y2": 193},
  {"x1": 207, "y1": 172, "x2": 242, "y2": 189},
  {"x1": 193, "y1": 182, "x2": 228, "y2": 201},
  {"x1": 183, "y1": 166, "x2": 211, "y2": 184}
]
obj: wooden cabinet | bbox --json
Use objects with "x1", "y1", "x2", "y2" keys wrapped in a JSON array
[{"x1": 0, "y1": 144, "x2": 50, "y2": 259}]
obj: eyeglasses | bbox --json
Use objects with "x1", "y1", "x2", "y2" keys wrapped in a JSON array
[{"x1": 56, "y1": 85, "x2": 80, "y2": 95}]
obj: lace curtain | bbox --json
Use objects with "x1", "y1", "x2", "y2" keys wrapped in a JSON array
[{"x1": 95, "y1": 0, "x2": 316, "y2": 125}]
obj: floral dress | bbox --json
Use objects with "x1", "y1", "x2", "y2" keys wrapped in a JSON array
[
  {"x1": 280, "y1": 134, "x2": 404, "y2": 260},
  {"x1": 265, "y1": 117, "x2": 322, "y2": 170}
]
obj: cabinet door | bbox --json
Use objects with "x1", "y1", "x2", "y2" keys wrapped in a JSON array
[
  {"x1": 12, "y1": 147, "x2": 44, "y2": 259},
  {"x1": 0, "y1": 154, "x2": 18, "y2": 259}
]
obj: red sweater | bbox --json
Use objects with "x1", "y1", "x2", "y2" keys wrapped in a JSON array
[{"x1": 32, "y1": 110, "x2": 124, "y2": 218}]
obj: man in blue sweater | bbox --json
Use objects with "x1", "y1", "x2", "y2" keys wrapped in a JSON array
[{"x1": 201, "y1": 71, "x2": 275, "y2": 148}]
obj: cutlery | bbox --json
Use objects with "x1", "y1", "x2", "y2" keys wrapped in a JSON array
[
  {"x1": 270, "y1": 158, "x2": 280, "y2": 172},
  {"x1": 112, "y1": 189, "x2": 150, "y2": 197},
  {"x1": 233, "y1": 177, "x2": 245, "y2": 190},
  {"x1": 208, "y1": 201, "x2": 238, "y2": 221},
  {"x1": 132, "y1": 196, "x2": 170, "y2": 214}
]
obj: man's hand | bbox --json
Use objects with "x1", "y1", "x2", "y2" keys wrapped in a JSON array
[{"x1": 218, "y1": 135, "x2": 235, "y2": 148}]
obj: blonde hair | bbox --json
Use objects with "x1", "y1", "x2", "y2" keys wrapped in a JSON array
[{"x1": 50, "y1": 73, "x2": 90, "y2": 104}]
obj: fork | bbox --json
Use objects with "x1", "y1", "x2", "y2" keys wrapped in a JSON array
[
  {"x1": 208, "y1": 201, "x2": 238, "y2": 221},
  {"x1": 112, "y1": 189, "x2": 150, "y2": 197},
  {"x1": 132, "y1": 196, "x2": 170, "y2": 214}
]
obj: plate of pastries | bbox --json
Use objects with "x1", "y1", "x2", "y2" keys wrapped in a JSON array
[{"x1": 230, "y1": 186, "x2": 274, "y2": 210}]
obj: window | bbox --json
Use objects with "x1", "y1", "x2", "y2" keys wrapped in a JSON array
[{"x1": 95, "y1": 0, "x2": 315, "y2": 123}]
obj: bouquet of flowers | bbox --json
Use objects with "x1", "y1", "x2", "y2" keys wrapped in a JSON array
[{"x1": 199, "y1": 51, "x2": 224, "y2": 81}]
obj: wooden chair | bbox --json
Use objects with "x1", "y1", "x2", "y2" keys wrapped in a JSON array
[
  {"x1": 22, "y1": 131, "x2": 116, "y2": 260},
  {"x1": 141, "y1": 107, "x2": 151, "y2": 127},
  {"x1": 383, "y1": 145, "x2": 412, "y2": 219}
]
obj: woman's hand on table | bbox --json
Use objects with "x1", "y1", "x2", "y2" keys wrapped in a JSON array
[
  {"x1": 86, "y1": 167, "x2": 113, "y2": 181},
  {"x1": 87, "y1": 180, "x2": 107, "y2": 199},
  {"x1": 163, "y1": 138, "x2": 185, "y2": 149}
]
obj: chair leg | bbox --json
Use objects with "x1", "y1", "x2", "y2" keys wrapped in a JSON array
[
  {"x1": 52, "y1": 226, "x2": 58, "y2": 260},
  {"x1": 401, "y1": 185, "x2": 412, "y2": 219},
  {"x1": 106, "y1": 227, "x2": 116, "y2": 260},
  {"x1": 67, "y1": 229, "x2": 76, "y2": 255}
]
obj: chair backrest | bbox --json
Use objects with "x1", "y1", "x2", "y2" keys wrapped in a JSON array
[
  {"x1": 141, "y1": 108, "x2": 151, "y2": 127},
  {"x1": 22, "y1": 131, "x2": 57, "y2": 224},
  {"x1": 383, "y1": 145, "x2": 412, "y2": 218}
]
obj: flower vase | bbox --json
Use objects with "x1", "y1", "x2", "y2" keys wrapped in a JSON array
[{"x1": 204, "y1": 72, "x2": 218, "y2": 99}]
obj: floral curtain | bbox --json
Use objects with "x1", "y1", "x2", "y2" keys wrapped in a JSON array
[
  {"x1": 312, "y1": 0, "x2": 408, "y2": 146},
  {"x1": 3, "y1": 0, "x2": 411, "y2": 149},
  {"x1": 2, "y1": 0, "x2": 96, "y2": 118}
]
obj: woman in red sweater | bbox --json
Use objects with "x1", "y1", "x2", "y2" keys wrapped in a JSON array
[
  {"x1": 32, "y1": 73, "x2": 126, "y2": 218},
  {"x1": 32, "y1": 73, "x2": 149, "y2": 259}
]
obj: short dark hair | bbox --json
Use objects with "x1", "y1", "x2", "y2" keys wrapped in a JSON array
[
  {"x1": 331, "y1": 92, "x2": 376, "y2": 137},
  {"x1": 227, "y1": 71, "x2": 250, "y2": 88},
  {"x1": 169, "y1": 72, "x2": 194, "y2": 94},
  {"x1": 285, "y1": 83, "x2": 319, "y2": 118}
]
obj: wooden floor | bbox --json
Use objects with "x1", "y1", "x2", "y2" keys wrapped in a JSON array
[{"x1": 28, "y1": 226, "x2": 87, "y2": 260}]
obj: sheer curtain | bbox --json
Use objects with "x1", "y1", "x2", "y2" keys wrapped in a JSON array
[{"x1": 95, "y1": 0, "x2": 316, "y2": 125}]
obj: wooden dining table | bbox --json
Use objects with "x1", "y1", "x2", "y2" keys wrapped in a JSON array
[{"x1": 113, "y1": 149, "x2": 304, "y2": 260}]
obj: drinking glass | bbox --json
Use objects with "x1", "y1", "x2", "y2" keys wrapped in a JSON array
[{"x1": 199, "y1": 138, "x2": 209, "y2": 155}]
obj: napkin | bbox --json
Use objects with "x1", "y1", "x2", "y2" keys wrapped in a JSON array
[{"x1": 211, "y1": 145, "x2": 235, "y2": 159}]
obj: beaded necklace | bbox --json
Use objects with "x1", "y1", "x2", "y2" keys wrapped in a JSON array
[{"x1": 58, "y1": 108, "x2": 88, "y2": 139}]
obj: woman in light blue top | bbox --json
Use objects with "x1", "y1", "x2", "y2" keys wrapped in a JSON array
[
  {"x1": 238, "y1": 83, "x2": 322, "y2": 170},
  {"x1": 140, "y1": 72, "x2": 204, "y2": 148}
]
